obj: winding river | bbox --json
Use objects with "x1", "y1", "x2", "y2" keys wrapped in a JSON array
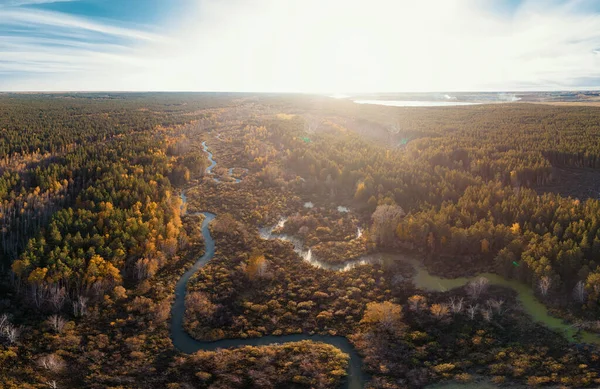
[
  {"x1": 228, "y1": 167, "x2": 248, "y2": 183},
  {"x1": 173, "y1": 142, "x2": 368, "y2": 388},
  {"x1": 201, "y1": 141, "x2": 218, "y2": 182},
  {"x1": 170, "y1": 202, "x2": 368, "y2": 389},
  {"x1": 398, "y1": 253, "x2": 600, "y2": 345},
  {"x1": 260, "y1": 220, "x2": 600, "y2": 345},
  {"x1": 259, "y1": 218, "x2": 381, "y2": 272},
  {"x1": 171, "y1": 142, "x2": 599, "y2": 389},
  {"x1": 202, "y1": 140, "x2": 249, "y2": 183}
]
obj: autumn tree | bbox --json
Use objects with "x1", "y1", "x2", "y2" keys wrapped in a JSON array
[
  {"x1": 185, "y1": 291, "x2": 217, "y2": 319},
  {"x1": 430, "y1": 303, "x2": 450, "y2": 320},
  {"x1": 371, "y1": 204, "x2": 406, "y2": 247},
  {"x1": 538, "y1": 276, "x2": 552, "y2": 297},
  {"x1": 407, "y1": 295, "x2": 427, "y2": 312},
  {"x1": 213, "y1": 213, "x2": 238, "y2": 234},
  {"x1": 361, "y1": 301, "x2": 403, "y2": 330},
  {"x1": 244, "y1": 252, "x2": 269, "y2": 281}
]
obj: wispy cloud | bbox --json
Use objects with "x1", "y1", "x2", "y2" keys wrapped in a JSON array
[
  {"x1": 0, "y1": 0, "x2": 78, "y2": 7},
  {"x1": 1, "y1": 0, "x2": 600, "y2": 91},
  {"x1": 0, "y1": 8, "x2": 166, "y2": 41},
  {"x1": 0, "y1": 5, "x2": 165, "y2": 88}
]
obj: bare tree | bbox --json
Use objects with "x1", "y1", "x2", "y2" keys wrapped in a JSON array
[
  {"x1": 0, "y1": 313, "x2": 18, "y2": 343},
  {"x1": 487, "y1": 299, "x2": 505, "y2": 315},
  {"x1": 30, "y1": 283, "x2": 45, "y2": 309},
  {"x1": 304, "y1": 116, "x2": 321, "y2": 134},
  {"x1": 47, "y1": 285, "x2": 66, "y2": 312},
  {"x1": 466, "y1": 277, "x2": 489, "y2": 300},
  {"x1": 538, "y1": 276, "x2": 552, "y2": 297},
  {"x1": 73, "y1": 295, "x2": 88, "y2": 317},
  {"x1": 92, "y1": 281, "x2": 108, "y2": 298},
  {"x1": 448, "y1": 297, "x2": 464, "y2": 314},
  {"x1": 47, "y1": 381, "x2": 58, "y2": 389},
  {"x1": 6, "y1": 325, "x2": 19, "y2": 344},
  {"x1": 46, "y1": 315, "x2": 67, "y2": 334},
  {"x1": 467, "y1": 304, "x2": 478, "y2": 320},
  {"x1": 79, "y1": 295, "x2": 88, "y2": 317},
  {"x1": 38, "y1": 354, "x2": 66, "y2": 373},
  {"x1": 0, "y1": 313, "x2": 8, "y2": 333},
  {"x1": 573, "y1": 280, "x2": 587, "y2": 303},
  {"x1": 387, "y1": 119, "x2": 401, "y2": 143}
]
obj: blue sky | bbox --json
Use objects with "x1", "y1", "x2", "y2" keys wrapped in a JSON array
[{"x1": 1, "y1": 0, "x2": 600, "y2": 92}]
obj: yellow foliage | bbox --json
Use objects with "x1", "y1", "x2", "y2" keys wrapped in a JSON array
[
  {"x1": 112, "y1": 285, "x2": 128, "y2": 300},
  {"x1": 491, "y1": 376, "x2": 506, "y2": 384},
  {"x1": 407, "y1": 295, "x2": 428, "y2": 311},
  {"x1": 85, "y1": 255, "x2": 122, "y2": 285},
  {"x1": 433, "y1": 363, "x2": 456, "y2": 373},
  {"x1": 455, "y1": 373, "x2": 472, "y2": 382},
  {"x1": 527, "y1": 376, "x2": 551, "y2": 387},
  {"x1": 361, "y1": 301, "x2": 403, "y2": 327},
  {"x1": 11, "y1": 259, "x2": 29, "y2": 278},
  {"x1": 354, "y1": 182, "x2": 367, "y2": 201},
  {"x1": 427, "y1": 232, "x2": 435, "y2": 249},
  {"x1": 510, "y1": 222, "x2": 521, "y2": 234},
  {"x1": 276, "y1": 113, "x2": 296, "y2": 120},
  {"x1": 430, "y1": 303, "x2": 450, "y2": 319},
  {"x1": 480, "y1": 238, "x2": 490, "y2": 253},
  {"x1": 246, "y1": 253, "x2": 268, "y2": 280},
  {"x1": 27, "y1": 267, "x2": 48, "y2": 284}
]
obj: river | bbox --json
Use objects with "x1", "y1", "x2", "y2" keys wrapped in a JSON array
[
  {"x1": 171, "y1": 204, "x2": 368, "y2": 389},
  {"x1": 395, "y1": 253, "x2": 600, "y2": 345},
  {"x1": 354, "y1": 100, "x2": 481, "y2": 107},
  {"x1": 171, "y1": 142, "x2": 599, "y2": 389},
  {"x1": 173, "y1": 140, "x2": 368, "y2": 388},
  {"x1": 258, "y1": 218, "x2": 380, "y2": 272}
]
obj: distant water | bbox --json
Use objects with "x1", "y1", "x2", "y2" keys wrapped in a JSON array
[{"x1": 354, "y1": 100, "x2": 481, "y2": 107}]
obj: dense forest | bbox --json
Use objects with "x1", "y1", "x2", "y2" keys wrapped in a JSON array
[{"x1": 1, "y1": 94, "x2": 600, "y2": 388}]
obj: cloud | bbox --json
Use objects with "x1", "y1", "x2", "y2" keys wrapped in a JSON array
[
  {"x1": 0, "y1": 7, "x2": 164, "y2": 89},
  {"x1": 1, "y1": 0, "x2": 600, "y2": 91},
  {"x1": 0, "y1": 8, "x2": 167, "y2": 41},
  {"x1": 0, "y1": 0, "x2": 78, "y2": 7},
  {"x1": 136, "y1": 0, "x2": 600, "y2": 92}
]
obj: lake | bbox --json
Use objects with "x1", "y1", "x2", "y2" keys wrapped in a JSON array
[{"x1": 354, "y1": 100, "x2": 481, "y2": 107}]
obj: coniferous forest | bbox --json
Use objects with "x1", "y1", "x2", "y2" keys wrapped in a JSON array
[{"x1": 2, "y1": 93, "x2": 600, "y2": 388}]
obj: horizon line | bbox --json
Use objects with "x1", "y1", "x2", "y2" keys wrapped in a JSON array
[{"x1": 2, "y1": 89, "x2": 600, "y2": 94}]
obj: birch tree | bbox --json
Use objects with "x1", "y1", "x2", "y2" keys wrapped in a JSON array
[
  {"x1": 573, "y1": 280, "x2": 587, "y2": 303},
  {"x1": 466, "y1": 277, "x2": 489, "y2": 300},
  {"x1": 538, "y1": 276, "x2": 551, "y2": 297}
]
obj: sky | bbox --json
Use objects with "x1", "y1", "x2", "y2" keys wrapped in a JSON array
[{"x1": 1, "y1": 0, "x2": 600, "y2": 92}]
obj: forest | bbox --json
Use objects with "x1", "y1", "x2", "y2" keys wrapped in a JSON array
[{"x1": 1, "y1": 93, "x2": 600, "y2": 388}]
